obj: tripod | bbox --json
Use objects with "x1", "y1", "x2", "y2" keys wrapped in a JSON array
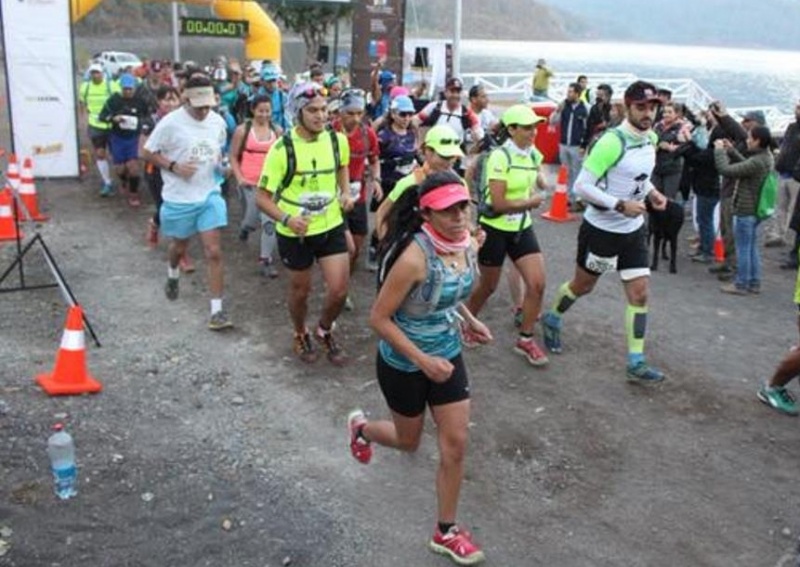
[{"x1": 0, "y1": 181, "x2": 101, "y2": 347}]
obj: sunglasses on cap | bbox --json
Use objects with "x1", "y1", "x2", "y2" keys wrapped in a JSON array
[
  {"x1": 343, "y1": 88, "x2": 366, "y2": 98},
  {"x1": 397, "y1": 111, "x2": 414, "y2": 117},
  {"x1": 434, "y1": 137, "x2": 461, "y2": 146},
  {"x1": 296, "y1": 84, "x2": 325, "y2": 100}
]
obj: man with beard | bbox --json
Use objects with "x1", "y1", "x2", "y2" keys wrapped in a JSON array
[{"x1": 541, "y1": 81, "x2": 670, "y2": 383}]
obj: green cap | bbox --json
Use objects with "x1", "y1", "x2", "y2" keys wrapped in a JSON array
[
  {"x1": 424, "y1": 125, "x2": 464, "y2": 158},
  {"x1": 502, "y1": 104, "x2": 545, "y2": 127}
]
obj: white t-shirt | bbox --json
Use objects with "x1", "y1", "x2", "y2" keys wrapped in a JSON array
[{"x1": 144, "y1": 106, "x2": 227, "y2": 204}]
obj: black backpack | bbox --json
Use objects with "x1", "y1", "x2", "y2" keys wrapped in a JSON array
[{"x1": 421, "y1": 100, "x2": 472, "y2": 135}]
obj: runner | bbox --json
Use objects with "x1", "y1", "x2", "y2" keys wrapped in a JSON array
[
  {"x1": 142, "y1": 74, "x2": 233, "y2": 330},
  {"x1": 463, "y1": 104, "x2": 551, "y2": 366},
  {"x1": 256, "y1": 82, "x2": 354, "y2": 365},
  {"x1": 331, "y1": 89, "x2": 381, "y2": 309},
  {"x1": 229, "y1": 95, "x2": 282, "y2": 278},
  {"x1": 375, "y1": 124, "x2": 463, "y2": 240},
  {"x1": 541, "y1": 81, "x2": 669, "y2": 383},
  {"x1": 79, "y1": 62, "x2": 118, "y2": 196},
  {"x1": 366, "y1": 95, "x2": 420, "y2": 271},
  {"x1": 347, "y1": 171, "x2": 491, "y2": 566},
  {"x1": 143, "y1": 84, "x2": 181, "y2": 247},
  {"x1": 98, "y1": 73, "x2": 150, "y2": 207}
]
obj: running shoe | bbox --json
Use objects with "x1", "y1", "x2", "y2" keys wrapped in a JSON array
[
  {"x1": 429, "y1": 525, "x2": 485, "y2": 566},
  {"x1": 513, "y1": 336, "x2": 549, "y2": 367},
  {"x1": 164, "y1": 277, "x2": 179, "y2": 301},
  {"x1": 626, "y1": 361, "x2": 666, "y2": 383},
  {"x1": 208, "y1": 310, "x2": 234, "y2": 331},
  {"x1": 720, "y1": 283, "x2": 748, "y2": 296},
  {"x1": 293, "y1": 330, "x2": 318, "y2": 364},
  {"x1": 179, "y1": 253, "x2": 196, "y2": 273},
  {"x1": 344, "y1": 294, "x2": 355, "y2": 312},
  {"x1": 99, "y1": 182, "x2": 114, "y2": 197},
  {"x1": 757, "y1": 384, "x2": 798, "y2": 416},
  {"x1": 366, "y1": 246, "x2": 378, "y2": 272},
  {"x1": 347, "y1": 409, "x2": 372, "y2": 464},
  {"x1": 238, "y1": 227, "x2": 250, "y2": 242},
  {"x1": 147, "y1": 219, "x2": 159, "y2": 248},
  {"x1": 541, "y1": 312, "x2": 563, "y2": 354},
  {"x1": 260, "y1": 258, "x2": 279, "y2": 279},
  {"x1": 315, "y1": 325, "x2": 347, "y2": 366}
]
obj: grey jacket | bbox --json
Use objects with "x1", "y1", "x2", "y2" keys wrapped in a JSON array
[{"x1": 714, "y1": 146, "x2": 774, "y2": 217}]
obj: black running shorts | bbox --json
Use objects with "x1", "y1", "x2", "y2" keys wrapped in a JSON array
[
  {"x1": 277, "y1": 223, "x2": 348, "y2": 271},
  {"x1": 478, "y1": 223, "x2": 541, "y2": 267}
]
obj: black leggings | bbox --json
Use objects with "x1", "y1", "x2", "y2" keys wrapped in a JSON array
[{"x1": 145, "y1": 168, "x2": 164, "y2": 226}]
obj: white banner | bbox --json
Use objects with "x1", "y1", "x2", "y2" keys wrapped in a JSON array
[{"x1": 1, "y1": 0, "x2": 79, "y2": 177}]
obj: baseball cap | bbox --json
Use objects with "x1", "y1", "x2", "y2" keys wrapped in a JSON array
[
  {"x1": 390, "y1": 86, "x2": 410, "y2": 99},
  {"x1": 624, "y1": 81, "x2": 660, "y2": 106},
  {"x1": 742, "y1": 110, "x2": 766, "y2": 125},
  {"x1": 185, "y1": 85, "x2": 216, "y2": 108},
  {"x1": 501, "y1": 104, "x2": 545, "y2": 127},
  {"x1": 446, "y1": 77, "x2": 464, "y2": 91},
  {"x1": 424, "y1": 125, "x2": 464, "y2": 158},
  {"x1": 419, "y1": 182, "x2": 470, "y2": 211},
  {"x1": 119, "y1": 74, "x2": 136, "y2": 89},
  {"x1": 89, "y1": 63, "x2": 103, "y2": 74},
  {"x1": 390, "y1": 95, "x2": 415, "y2": 113},
  {"x1": 379, "y1": 70, "x2": 396, "y2": 86},
  {"x1": 261, "y1": 66, "x2": 281, "y2": 81}
]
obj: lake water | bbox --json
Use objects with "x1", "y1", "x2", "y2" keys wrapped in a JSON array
[{"x1": 460, "y1": 40, "x2": 800, "y2": 112}]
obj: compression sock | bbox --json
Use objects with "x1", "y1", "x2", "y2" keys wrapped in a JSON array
[
  {"x1": 550, "y1": 281, "x2": 578, "y2": 319},
  {"x1": 167, "y1": 265, "x2": 180, "y2": 279},
  {"x1": 128, "y1": 175, "x2": 140, "y2": 194},
  {"x1": 96, "y1": 159, "x2": 112, "y2": 184},
  {"x1": 210, "y1": 298, "x2": 223, "y2": 315},
  {"x1": 625, "y1": 304, "x2": 648, "y2": 367},
  {"x1": 438, "y1": 522, "x2": 455, "y2": 535}
]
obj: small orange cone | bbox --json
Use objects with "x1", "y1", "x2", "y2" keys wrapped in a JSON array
[
  {"x1": 541, "y1": 166, "x2": 575, "y2": 222},
  {"x1": 713, "y1": 234, "x2": 725, "y2": 263},
  {"x1": 6, "y1": 153, "x2": 20, "y2": 192},
  {"x1": 36, "y1": 305, "x2": 102, "y2": 396},
  {"x1": 0, "y1": 186, "x2": 23, "y2": 241},
  {"x1": 18, "y1": 157, "x2": 48, "y2": 221}
]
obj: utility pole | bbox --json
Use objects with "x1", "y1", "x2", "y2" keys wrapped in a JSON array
[{"x1": 453, "y1": 0, "x2": 462, "y2": 78}]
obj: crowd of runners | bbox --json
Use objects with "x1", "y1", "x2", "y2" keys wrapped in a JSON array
[{"x1": 77, "y1": 54, "x2": 800, "y2": 565}]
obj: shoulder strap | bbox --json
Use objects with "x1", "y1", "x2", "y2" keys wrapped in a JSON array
[
  {"x1": 330, "y1": 128, "x2": 341, "y2": 170},
  {"x1": 608, "y1": 127, "x2": 627, "y2": 170},
  {"x1": 236, "y1": 119, "x2": 253, "y2": 163},
  {"x1": 461, "y1": 105, "x2": 471, "y2": 132},
  {"x1": 274, "y1": 131, "x2": 296, "y2": 204},
  {"x1": 423, "y1": 101, "x2": 444, "y2": 127}
]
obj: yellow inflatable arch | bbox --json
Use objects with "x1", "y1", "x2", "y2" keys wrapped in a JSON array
[{"x1": 70, "y1": 0, "x2": 281, "y2": 61}]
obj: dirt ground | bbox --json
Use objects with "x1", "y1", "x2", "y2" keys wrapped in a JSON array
[{"x1": 2, "y1": 165, "x2": 800, "y2": 567}]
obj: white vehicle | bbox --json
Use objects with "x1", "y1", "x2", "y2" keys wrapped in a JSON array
[{"x1": 91, "y1": 51, "x2": 143, "y2": 77}]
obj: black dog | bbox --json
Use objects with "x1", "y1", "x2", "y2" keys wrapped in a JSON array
[{"x1": 647, "y1": 199, "x2": 684, "y2": 273}]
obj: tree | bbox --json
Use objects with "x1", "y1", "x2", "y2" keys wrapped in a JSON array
[{"x1": 262, "y1": 1, "x2": 353, "y2": 67}]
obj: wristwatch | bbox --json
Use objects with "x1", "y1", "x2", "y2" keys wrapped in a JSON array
[
  {"x1": 168, "y1": 161, "x2": 176, "y2": 172},
  {"x1": 614, "y1": 200, "x2": 626, "y2": 213}
]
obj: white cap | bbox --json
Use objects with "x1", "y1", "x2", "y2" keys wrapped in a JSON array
[{"x1": 89, "y1": 63, "x2": 103, "y2": 73}]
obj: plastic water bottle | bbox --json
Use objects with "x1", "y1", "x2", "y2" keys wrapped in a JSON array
[{"x1": 47, "y1": 424, "x2": 77, "y2": 500}]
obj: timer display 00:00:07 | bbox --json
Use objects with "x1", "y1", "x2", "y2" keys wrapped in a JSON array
[{"x1": 180, "y1": 19, "x2": 248, "y2": 38}]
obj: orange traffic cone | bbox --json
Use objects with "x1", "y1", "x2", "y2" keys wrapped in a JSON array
[
  {"x1": 541, "y1": 166, "x2": 575, "y2": 222},
  {"x1": 713, "y1": 234, "x2": 725, "y2": 263},
  {"x1": 0, "y1": 186, "x2": 23, "y2": 241},
  {"x1": 18, "y1": 157, "x2": 48, "y2": 221},
  {"x1": 6, "y1": 153, "x2": 20, "y2": 192},
  {"x1": 36, "y1": 305, "x2": 102, "y2": 396}
]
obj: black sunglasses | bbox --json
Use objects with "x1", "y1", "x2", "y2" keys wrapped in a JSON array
[
  {"x1": 398, "y1": 111, "x2": 414, "y2": 117},
  {"x1": 435, "y1": 138, "x2": 461, "y2": 146}
]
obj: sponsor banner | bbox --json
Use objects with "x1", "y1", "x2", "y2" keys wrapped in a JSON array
[
  {"x1": 1, "y1": 0, "x2": 79, "y2": 177},
  {"x1": 350, "y1": 0, "x2": 406, "y2": 92}
]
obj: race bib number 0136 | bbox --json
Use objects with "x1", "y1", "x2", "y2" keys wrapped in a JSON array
[{"x1": 585, "y1": 251, "x2": 618, "y2": 274}]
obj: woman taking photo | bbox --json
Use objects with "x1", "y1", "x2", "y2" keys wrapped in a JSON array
[
  {"x1": 229, "y1": 95, "x2": 282, "y2": 277},
  {"x1": 347, "y1": 171, "x2": 491, "y2": 565}
]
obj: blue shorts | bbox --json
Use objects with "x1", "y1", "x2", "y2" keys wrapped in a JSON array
[
  {"x1": 109, "y1": 134, "x2": 139, "y2": 164},
  {"x1": 160, "y1": 192, "x2": 227, "y2": 240}
]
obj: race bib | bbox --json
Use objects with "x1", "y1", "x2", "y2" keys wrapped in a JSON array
[
  {"x1": 119, "y1": 115, "x2": 138, "y2": 131},
  {"x1": 299, "y1": 192, "x2": 330, "y2": 216},
  {"x1": 585, "y1": 251, "x2": 618, "y2": 274},
  {"x1": 505, "y1": 212, "x2": 524, "y2": 224},
  {"x1": 349, "y1": 181, "x2": 362, "y2": 199}
]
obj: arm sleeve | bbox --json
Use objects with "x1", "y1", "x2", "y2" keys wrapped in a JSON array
[{"x1": 575, "y1": 169, "x2": 619, "y2": 209}]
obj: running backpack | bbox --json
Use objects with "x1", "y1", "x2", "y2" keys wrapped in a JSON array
[
  {"x1": 236, "y1": 119, "x2": 254, "y2": 163},
  {"x1": 471, "y1": 146, "x2": 539, "y2": 219},
  {"x1": 260, "y1": 128, "x2": 341, "y2": 206},
  {"x1": 757, "y1": 170, "x2": 778, "y2": 220},
  {"x1": 421, "y1": 101, "x2": 472, "y2": 134}
]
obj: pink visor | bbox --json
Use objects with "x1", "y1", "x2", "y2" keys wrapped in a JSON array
[{"x1": 420, "y1": 183, "x2": 470, "y2": 211}]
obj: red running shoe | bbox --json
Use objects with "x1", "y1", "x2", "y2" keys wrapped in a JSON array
[
  {"x1": 429, "y1": 525, "x2": 485, "y2": 565},
  {"x1": 514, "y1": 336, "x2": 549, "y2": 367},
  {"x1": 347, "y1": 409, "x2": 372, "y2": 465}
]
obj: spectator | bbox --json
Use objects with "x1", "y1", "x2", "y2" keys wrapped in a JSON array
[{"x1": 531, "y1": 58, "x2": 553, "y2": 99}]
